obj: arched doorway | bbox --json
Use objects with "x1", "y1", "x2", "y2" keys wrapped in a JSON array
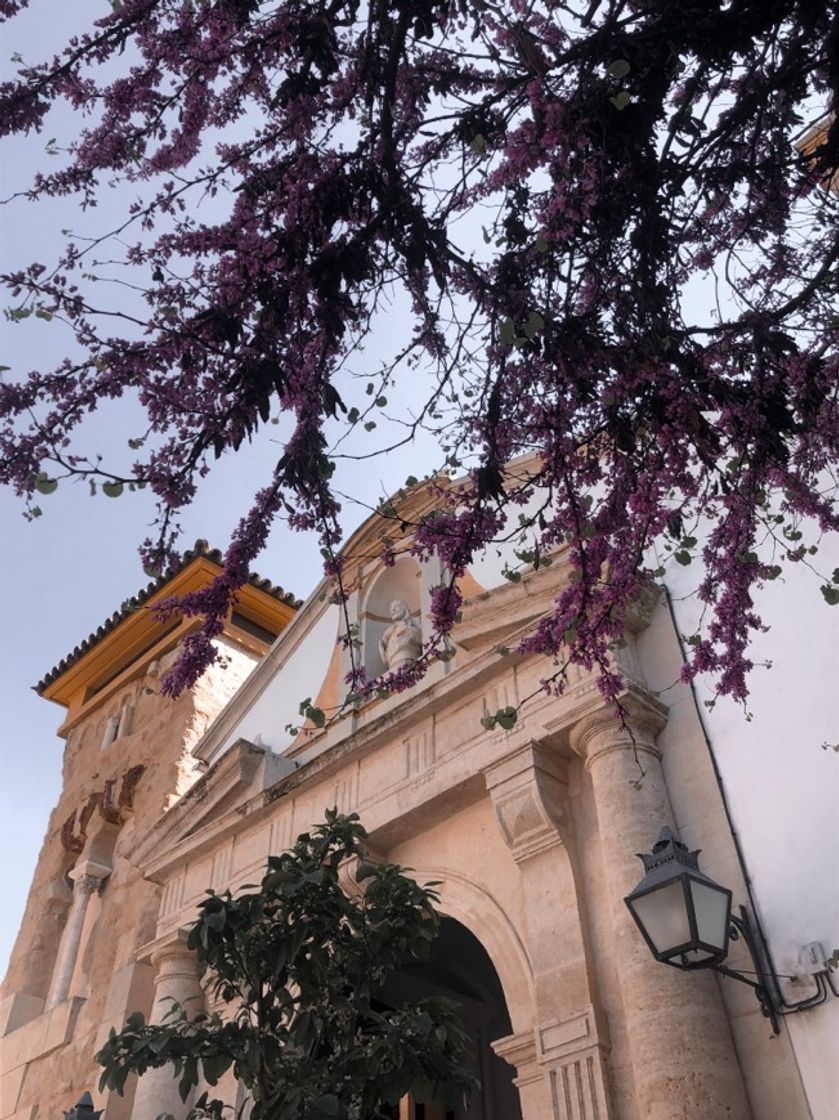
[{"x1": 380, "y1": 917, "x2": 523, "y2": 1120}]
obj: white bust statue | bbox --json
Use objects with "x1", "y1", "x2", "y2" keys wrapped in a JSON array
[{"x1": 378, "y1": 599, "x2": 422, "y2": 670}]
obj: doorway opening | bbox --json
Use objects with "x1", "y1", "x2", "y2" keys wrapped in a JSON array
[{"x1": 380, "y1": 917, "x2": 523, "y2": 1120}]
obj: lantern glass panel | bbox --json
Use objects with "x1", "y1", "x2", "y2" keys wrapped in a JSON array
[
  {"x1": 629, "y1": 879, "x2": 690, "y2": 955},
  {"x1": 689, "y1": 878, "x2": 730, "y2": 953}
]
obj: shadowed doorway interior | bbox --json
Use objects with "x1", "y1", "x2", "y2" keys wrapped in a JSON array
[{"x1": 379, "y1": 917, "x2": 523, "y2": 1120}]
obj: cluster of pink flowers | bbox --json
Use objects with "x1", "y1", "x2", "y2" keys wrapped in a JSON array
[{"x1": 1, "y1": 0, "x2": 837, "y2": 706}]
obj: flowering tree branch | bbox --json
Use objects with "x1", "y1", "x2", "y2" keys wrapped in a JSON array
[{"x1": 1, "y1": 0, "x2": 838, "y2": 704}]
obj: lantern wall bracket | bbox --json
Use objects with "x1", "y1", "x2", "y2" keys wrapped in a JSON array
[
  {"x1": 711, "y1": 907, "x2": 781, "y2": 1034},
  {"x1": 710, "y1": 905, "x2": 832, "y2": 1036}
]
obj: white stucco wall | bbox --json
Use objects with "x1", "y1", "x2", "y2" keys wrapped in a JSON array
[
  {"x1": 217, "y1": 604, "x2": 340, "y2": 757},
  {"x1": 657, "y1": 535, "x2": 839, "y2": 1120}
]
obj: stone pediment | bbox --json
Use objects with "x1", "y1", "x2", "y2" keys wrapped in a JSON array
[
  {"x1": 454, "y1": 555, "x2": 573, "y2": 653},
  {"x1": 128, "y1": 739, "x2": 296, "y2": 880}
]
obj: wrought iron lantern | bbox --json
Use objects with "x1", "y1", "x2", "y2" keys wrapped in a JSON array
[
  {"x1": 625, "y1": 826, "x2": 838, "y2": 1035},
  {"x1": 624, "y1": 826, "x2": 732, "y2": 968}
]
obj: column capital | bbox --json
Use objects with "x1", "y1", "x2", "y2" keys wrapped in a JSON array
[
  {"x1": 69, "y1": 859, "x2": 111, "y2": 892},
  {"x1": 491, "y1": 1029, "x2": 540, "y2": 1086},
  {"x1": 137, "y1": 927, "x2": 194, "y2": 968},
  {"x1": 569, "y1": 689, "x2": 667, "y2": 770},
  {"x1": 484, "y1": 741, "x2": 568, "y2": 862},
  {"x1": 493, "y1": 1007, "x2": 614, "y2": 1117}
]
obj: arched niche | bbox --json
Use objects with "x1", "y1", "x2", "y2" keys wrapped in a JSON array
[{"x1": 361, "y1": 556, "x2": 423, "y2": 679}]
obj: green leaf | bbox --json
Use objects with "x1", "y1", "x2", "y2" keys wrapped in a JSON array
[
  {"x1": 480, "y1": 715, "x2": 497, "y2": 731},
  {"x1": 308, "y1": 706, "x2": 326, "y2": 728},
  {"x1": 524, "y1": 310, "x2": 544, "y2": 338},
  {"x1": 495, "y1": 706, "x2": 518, "y2": 731},
  {"x1": 674, "y1": 550, "x2": 692, "y2": 566},
  {"x1": 680, "y1": 536, "x2": 697, "y2": 548},
  {"x1": 608, "y1": 59, "x2": 631, "y2": 78},
  {"x1": 310, "y1": 1094, "x2": 342, "y2": 1119},
  {"x1": 347, "y1": 407, "x2": 360, "y2": 423},
  {"x1": 201, "y1": 1052, "x2": 233, "y2": 1086},
  {"x1": 610, "y1": 90, "x2": 631, "y2": 110},
  {"x1": 364, "y1": 420, "x2": 376, "y2": 431},
  {"x1": 35, "y1": 473, "x2": 58, "y2": 495},
  {"x1": 820, "y1": 585, "x2": 839, "y2": 606},
  {"x1": 375, "y1": 395, "x2": 387, "y2": 407},
  {"x1": 499, "y1": 317, "x2": 516, "y2": 345},
  {"x1": 103, "y1": 481, "x2": 124, "y2": 498},
  {"x1": 469, "y1": 134, "x2": 486, "y2": 156},
  {"x1": 534, "y1": 233, "x2": 549, "y2": 253}
]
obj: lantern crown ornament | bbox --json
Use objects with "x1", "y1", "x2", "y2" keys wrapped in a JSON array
[{"x1": 64, "y1": 1092, "x2": 103, "y2": 1120}]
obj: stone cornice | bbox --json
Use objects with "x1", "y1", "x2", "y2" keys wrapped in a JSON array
[
  {"x1": 134, "y1": 662, "x2": 665, "y2": 884},
  {"x1": 129, "y1": 738, "x2": 293, "y2": 875},
  {"x1": 567, "y1": 684, "x2": 668, "y2": 767}
]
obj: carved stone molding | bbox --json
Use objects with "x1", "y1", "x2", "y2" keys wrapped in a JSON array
[
  {"x1": 535, "y1": 1005, "x2": 605, "y2": 1066},
  {"x1": 59, "y1": 765, "x2": 146, "y2": 851},
  {"x1": 568, "y1": 687, "x2": 667, "y2": 771},
  {"x1": 492, "y1": 1029, "x2": 541, "y2": 1087},
  {"x1": 546, "y1": 1047, "x2": 612, "y2": 1120},
  {"x1": 494, "y1": 1007, "x2": 613, "y2": 1119},
  {"x1": 137, "y1": 927, "x2": 194, "y2": 969},
  {"x1": 484, "y1": 742, "x2": 568, "y2": 862}
]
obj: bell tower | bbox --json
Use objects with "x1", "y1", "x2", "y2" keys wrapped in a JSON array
[{"x1": 0, "y1": 542, "x2": 297, "y2": 1120}]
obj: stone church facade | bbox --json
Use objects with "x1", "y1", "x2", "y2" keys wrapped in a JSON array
[{"x1": 0, "y1": 496, "x2": 821, "y2": 1119}]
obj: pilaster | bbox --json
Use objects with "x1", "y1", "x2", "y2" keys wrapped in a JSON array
[{"x1": 485, "y1": 743, "x2": 613, "y2": 1120}]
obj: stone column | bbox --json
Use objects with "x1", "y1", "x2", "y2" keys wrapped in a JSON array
[
  {"x1": 570, "y1": 697, "x2": 752, "y2": 1120},
  {"x1": 130, "y1": 933, "x2": 204, "y2": 1120},
  {"x1": 485, "y1": 743, "x2": 612, "y2": 1120},
  {"x1": 46, "y1": 860, "x2": 110, "y2": 1009}
]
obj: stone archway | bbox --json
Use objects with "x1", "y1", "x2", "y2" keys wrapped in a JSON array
[
  {"x1": 380, "y1": 917, "x2": 524, "y2": 1120},
  {"x1": 413, "y1": 865, "x2": 535, "y2": 1036}
]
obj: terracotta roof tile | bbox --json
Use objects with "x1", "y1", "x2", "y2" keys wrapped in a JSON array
[{"x1": 34, "y1": 539, "x2": 300, "y2": 694}]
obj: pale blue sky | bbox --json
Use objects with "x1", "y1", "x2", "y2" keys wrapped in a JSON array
[{"x1": 0, "y1": 1, "x2": 443, "y2": 975}]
